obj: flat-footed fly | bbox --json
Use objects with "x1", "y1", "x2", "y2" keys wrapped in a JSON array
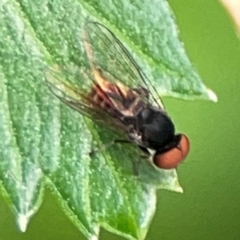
[{"x1": 46, "y1": 22, "x2": 190, "y2": 169}]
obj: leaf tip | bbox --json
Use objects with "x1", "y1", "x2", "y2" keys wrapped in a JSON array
[
  {"x1": 206, "y1": 88, "x2": 218, "y2": 102},
  {"x1": 176, "y1": 186, "x2": 184, "y2": 193},
  {"x1": 17, "y1": 213, "x2": 29, "y2": 232},
  {"x1": 89, "y1": 235, "x2": 99, "y2": 240}
]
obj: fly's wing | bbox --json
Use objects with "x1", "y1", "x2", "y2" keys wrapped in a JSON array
[
  {"x1": 45, "y1": 22, "x2": 165, "y2": 134},
  {"x1": 45, "y1": 65, "x2": 128, "y2": 132},
  {"x1": 83, "y1": 21, "x2": 165, "y2": 110}
]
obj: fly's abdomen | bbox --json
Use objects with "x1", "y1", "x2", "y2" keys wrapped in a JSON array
[{"x1": 89, "y1": 85, "x2": 122, "y2": 119}]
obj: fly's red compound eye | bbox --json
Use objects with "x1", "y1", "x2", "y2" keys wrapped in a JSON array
[{"x1": 153, "y1": 134, "x2": 190, "y2": 169}]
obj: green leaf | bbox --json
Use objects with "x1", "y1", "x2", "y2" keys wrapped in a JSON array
[{"x1": 0, "y1": 0, "x2": 216, "y2": 240}]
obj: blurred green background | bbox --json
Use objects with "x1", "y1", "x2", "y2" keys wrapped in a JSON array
[{"x1": 1, "y1": 0, "x2": 240, "y2": 239}]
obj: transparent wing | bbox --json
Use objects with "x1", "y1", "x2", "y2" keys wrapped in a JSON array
[
  {"x1": 83, "y1": 21, "x2": 165, "y2": 110},
  {"x1": 45, "y1": 65, "x2": 128, "y2": 133}
]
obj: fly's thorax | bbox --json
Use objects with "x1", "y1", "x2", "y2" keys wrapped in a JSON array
[{"x1": 136, "y1": 107, "x2": 176, "y2": 150}]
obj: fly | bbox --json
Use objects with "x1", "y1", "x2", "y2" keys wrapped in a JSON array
[{"x1": 45, "y1": 21, "x2": 190, "y2": 169}]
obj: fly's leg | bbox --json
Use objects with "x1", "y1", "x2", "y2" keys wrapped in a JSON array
[
  {"x1": 132, "y1": 158, "x2": 142, "y2": 176},
  {"x1": 89, "y1": 139, "x2": 133, "y2": 157},
  {"x1": 132, "y1": 146, "x2": 150, "y2": 175},
  {"x1": 90, "y1": 139, "x2": 150, "y2": 176}
]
